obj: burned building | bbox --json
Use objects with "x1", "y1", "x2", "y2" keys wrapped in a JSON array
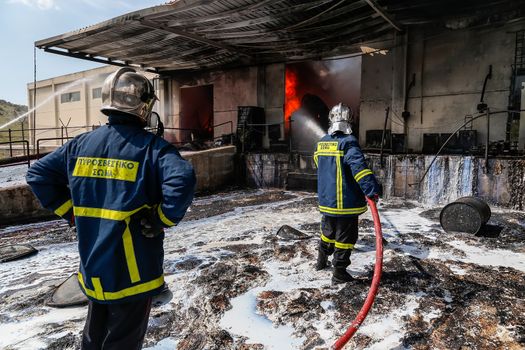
[
  {"x1": 34, "y1": 0, "x2": 525, "y2": 208},
  {"x1": 1, "y1": 2, "x2": 524, "y2": 349}
]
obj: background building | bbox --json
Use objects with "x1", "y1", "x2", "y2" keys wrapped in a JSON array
[{"x1": 27, "y1": 66, "x2": 158, "y2": 149}]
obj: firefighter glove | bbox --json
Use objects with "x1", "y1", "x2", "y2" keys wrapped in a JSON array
[{"x1": 137, "y1": 208, "x2": 164, "y2": 238}]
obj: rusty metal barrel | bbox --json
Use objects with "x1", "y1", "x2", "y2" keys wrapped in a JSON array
[{"x1": 440, "y1": 196, "x2": 491, "y2": 234}]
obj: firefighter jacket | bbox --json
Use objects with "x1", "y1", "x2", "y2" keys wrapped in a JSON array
[
  {"x1": 314, "y1": 133, "x2": 380, "y2": 217},
  {"x1": 26, "y1": 115, "x2": 196, "y2": 304}
]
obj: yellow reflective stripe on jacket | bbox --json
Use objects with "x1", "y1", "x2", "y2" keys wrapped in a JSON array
[
  {"x1": 123, "y1": 218, "x2": 141, "y2": 283},
  {"x1": 78, "y1": 272, "x2": 164, "y2": 301},
  {"x1": 78, "y1": 273, "x2": 96, "y2": 299},
  {"x1": 54, "y1": 199, "x2": 73, "y2": 216},
  {"x1": 314, "y1": 151, "x2": 344, "y2": 157},
  {"x1": 320, "y1": 233, "x2": 335, "y2": 244},
  {"x1": 314, "y1": 145, "x2": 344, "y2": 209},
  {"x1": 335, "y1": 155, "x2": 343, "y2": 209},
  {"x1": 319, "y1": 205, "x2": 368, "y2": 215},
  {"x1": 334, "y1": 241, "x2": 355, "y2": 250},
  {"x1": 91, "y1": 277, "x2": 105, "y2": 301},
  {"x1": 73, "y1": 204, "x2": 150, "y2": 221},
  {"x1": 157, "y1": 205, "x2": 176, "y2": 227},
  {"x1": 354, "y1": 169, "x2": 373, "y2": 183}
]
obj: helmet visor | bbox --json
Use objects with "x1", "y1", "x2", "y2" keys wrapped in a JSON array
[{"x1": 111, "y1": 74, "x2": 151, "y2": 109}]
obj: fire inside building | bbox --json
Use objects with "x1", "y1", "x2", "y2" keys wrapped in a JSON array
[
  {"x1": 1, "y1": 1, "x2": 525, "y2": 349},
  {"x1": 27, "y1": 0, "x2": 525, "y2": 209}
]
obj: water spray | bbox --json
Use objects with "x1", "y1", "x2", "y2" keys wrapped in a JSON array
[
  {"x1": 292, "y1": 111, "x2": 325, "y2": 139},
  {"x1": 332, "y1": 197, "x2": 384, "y2": 349},
  {"x1": 0, "y1": 77, "x2": 92, "y2": 131}
]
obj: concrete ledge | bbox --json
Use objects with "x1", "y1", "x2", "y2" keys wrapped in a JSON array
[
  {"x1": 182, "y1": 145, "x2": 237, "y2": 192},
  {"x1": 0, "y1": 146, "x2": 238, "y2": 224},
  {"x1": 243, "y1": 152, "x2": 525, "y2": 211},
  {"x1": 368, "y1": 155, "x2": 525, "y2": 210},
  {"x1": 0, "y1": 184, "x2": 52, "y2": 225}
]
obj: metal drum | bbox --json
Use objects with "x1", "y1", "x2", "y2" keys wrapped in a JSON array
[{"x1": 440, "y1": 196, "x2": 491, "y2": 234}]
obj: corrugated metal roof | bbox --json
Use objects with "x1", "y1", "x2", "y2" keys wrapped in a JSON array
[{"x1": 35, "y1": 0, "x2": 525, "y2": 73}]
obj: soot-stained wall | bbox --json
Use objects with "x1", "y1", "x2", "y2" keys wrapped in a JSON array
[{"x1": 360, "y1": 22, "x2": 525, "y2": 152}]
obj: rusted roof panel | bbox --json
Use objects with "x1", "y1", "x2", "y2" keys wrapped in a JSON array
[{"x1": 35, "y1": 0, "x2": 525, "y2": 73}]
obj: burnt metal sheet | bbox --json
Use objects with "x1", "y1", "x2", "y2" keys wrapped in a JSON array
[
  {"x1": 47, "y1": 274, "x2": 88, "y2": 308},
  {"x1": 276, "y1": 225, "x2": 312, "y2": 240},
  {"x1": 0, "y1": 244, "x2": 38, "y2": 263},
  {"x1": 35, "y1": 0, "x2": 525, "y2": 72},
  {"x1": 47, "y1": 274, "x2": 173, "y2": 308}
]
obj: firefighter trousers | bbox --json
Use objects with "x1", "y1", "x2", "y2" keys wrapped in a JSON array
[
  {"x1": 319, "y1": 215, "x2": 359, "y2": 269},
  {"x1": 81, "y1": 297, "x2": 152, "y2": 350}
]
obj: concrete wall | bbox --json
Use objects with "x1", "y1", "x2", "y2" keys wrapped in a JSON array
[
  {"x1": 165, "y1": 67, "x2": 257, "y2": 142},
  {"x1": 0, "y1": 146, "x2": 237, "y2": 223},
  {"x1": 359, "y1": 22, "x2": 525, "y2": 152},
  {"x1": 261, "y1": 64, "x2": 285, "y2": 146},
  {"x1": 242, "y1": 151, "x2": 524, "y2": 211},
  {"x1": 368, "y1": 154, "x2": 525, "y2": 210},
  {"x1": 164, "y1": 64, "x2": 286, "y2": 146},
  {"x1": 182, "y1": 145, "x2": 237, "y2": 192},
  {"x1": 0, "y1": 185, "x2": 52, "y2": 225}
]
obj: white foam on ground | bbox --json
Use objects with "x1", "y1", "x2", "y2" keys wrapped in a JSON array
[
  {"x1": 144, "y1": 338, "x2": 180, "y2": 349},
  {"x1": 0, "y1": 193, "x2": 523, "y2": 349},
  {"x1": 220, "y1": 286, "x2": 304, "y2": 349},
  {"x1": 428, "y1": 240, "x2": 525, "y2": 273},
  {"x1": 0, "y1": 163, "x2": 29, "y2": 188},
  {"x1": 0, "y1": 242, "x2": 79, "y2": 294},
  {"x1": 0, "y1": 307, "x2": 85, "y2": 349},
  {"x1": 359, "y1": 293, "x2": 423, "y2": 349}
]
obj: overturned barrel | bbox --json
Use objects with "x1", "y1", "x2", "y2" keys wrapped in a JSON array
[{"x1": 440, "y1": 196, "x2": 491, "y2": 234}]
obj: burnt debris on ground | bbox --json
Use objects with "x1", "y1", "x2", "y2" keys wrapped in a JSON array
[{"x1": 0, "y1": 190, "x2": 524, "y2": 349}]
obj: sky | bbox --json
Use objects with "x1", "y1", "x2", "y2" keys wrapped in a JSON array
[{"x1": 0, "y1": 0, "x2": 164, "y2": 105}]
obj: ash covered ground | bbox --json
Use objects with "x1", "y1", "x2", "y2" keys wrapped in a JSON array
[{"x1": 0, "y1": 189, "x2": 524, "y2": 350}]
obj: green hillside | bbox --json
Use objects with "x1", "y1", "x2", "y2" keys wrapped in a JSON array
[{"x1": 0, "y1": 99, "x2": 29, "y2": 142}]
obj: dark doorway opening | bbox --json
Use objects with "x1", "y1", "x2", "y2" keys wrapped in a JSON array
[{"x1": 180, "y1": 85, "x2": 214, "y2": 143}]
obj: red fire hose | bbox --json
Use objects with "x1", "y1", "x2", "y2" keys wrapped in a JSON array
[{"x1": 332, "y1": 198, "x2": 384, "y2": 350}]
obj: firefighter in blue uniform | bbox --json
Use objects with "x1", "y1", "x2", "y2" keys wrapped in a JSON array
[
  {"x1": 27, "y1": 68, "x2": 196, "y2": 349},
  {"x1": 314, "y1": 103, "x2": 380, "y2": 284}
]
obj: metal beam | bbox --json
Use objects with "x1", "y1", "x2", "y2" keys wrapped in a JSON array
[
  {"x1": 41, "y1": 47, "x2": 158, "y2": 73},
  {"x1": 139, "y1": 19, "x2": 252, "y2": 58},
  {"x1": 364, "y1": 0, "x2": 404, "y2": 32}
]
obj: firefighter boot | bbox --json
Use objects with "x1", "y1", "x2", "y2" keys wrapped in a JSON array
[
  {"x1": 315, "y1": 250, "x2": 329, "y2": 271},
  {"x1": 332, "y1": 268, "x2": 354, "y2": 284}
]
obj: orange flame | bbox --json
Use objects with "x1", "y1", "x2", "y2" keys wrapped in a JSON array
[{"x1": 285, "y1": 68, "x2": 300, "y2": 134}]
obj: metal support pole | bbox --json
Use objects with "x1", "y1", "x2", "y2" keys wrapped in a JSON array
[
  {"x1": 241, "y1": 123, "x2": 245, "y2": 154},
  {"x1": 33, "y1": 45, "x2": 37, "y2": 155},
  {"x1": 21, "y1": 122, "x2": 25, "y2": 144},
  {"x1": 380, "y1": 107, "x2": 390, "y2": 167},
  {"x1": 61, "y1": 126, "x2": 64, "y2": 145},
  {"x1": 485, "y1": 108, "x2": 490, "y2": 172},
  {"x1": 25, "y1": 141, "x2": 30, "y2": 168},
  {"x1": 288, "y1": 118, "x2": 293, "y2": 152},
  {"x1": 8, "y1": 129, "x2": 13, "y2": 157}
]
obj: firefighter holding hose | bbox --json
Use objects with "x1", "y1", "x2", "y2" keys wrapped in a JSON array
[
  {"x1": 27, "y1": 68, "x2": 195, "y2": 349},
  {"x1": 314, "y1": 103, "x2": 380, "y2": 284}
]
